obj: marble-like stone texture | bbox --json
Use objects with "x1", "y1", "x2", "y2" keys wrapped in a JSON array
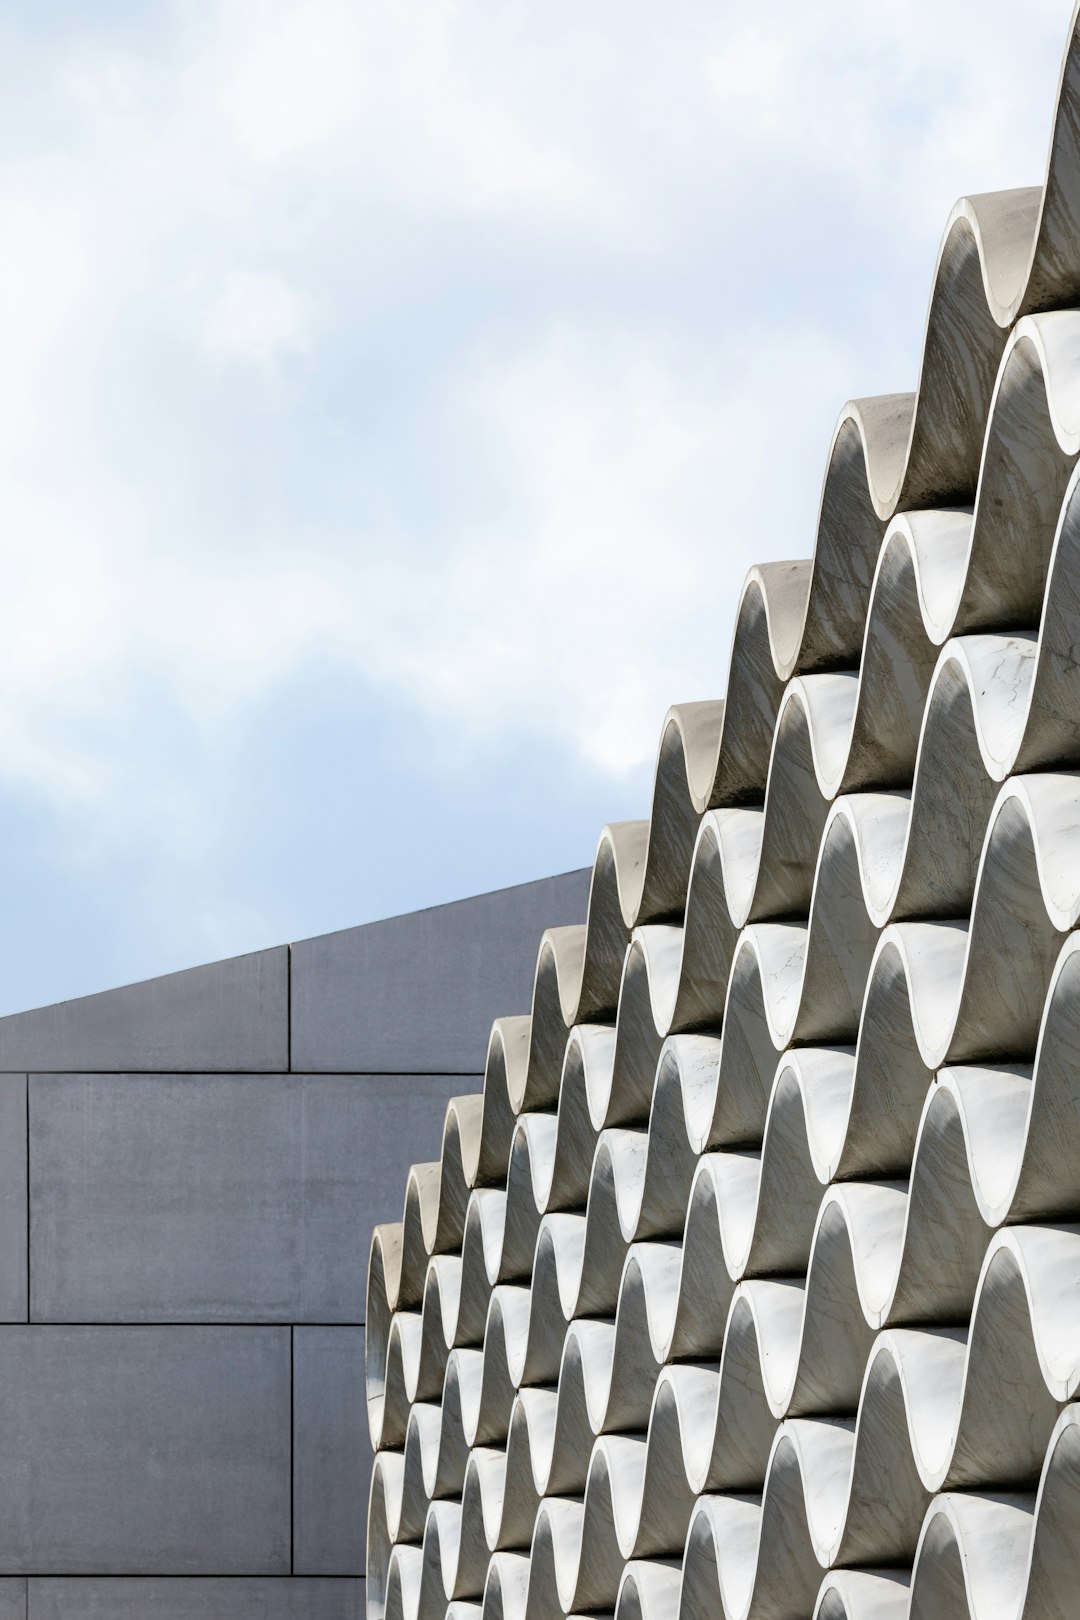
[{"x1": 365, "y1": 6, "x2": 1080, "y2": 1618}]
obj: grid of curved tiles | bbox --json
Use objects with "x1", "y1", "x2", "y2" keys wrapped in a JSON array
[{"x1": 366, "y1": 11, "x2": 1080, "y2": 1620}]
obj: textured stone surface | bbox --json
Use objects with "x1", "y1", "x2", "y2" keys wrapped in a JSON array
[
  {"x1": 293, "y1": 1328, "x2": 368, "y2": 1574},
  {"x1": 0, "y1": 1327, "x2": 290, "y2": 1573},
  {"x1": 27, "y1": 1580, "x2": 363, "y2": 1618},
  {"x1": 29, "y1": 1072, "x2": 475, "y2": 1324},
  {"x1": 291, "y1": 870, "x2": 591, "y2": 1073},
  {"x1": 0, "y1": 949, "x2": 288, "y2": 1074}
]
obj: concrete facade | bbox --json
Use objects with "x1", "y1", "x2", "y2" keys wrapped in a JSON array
[
  {"x1": 366, "y1": 9, "x2": 1080, "y2": 1619},
  {"x1": 0, "y1": 868, "x2": 589, "y2": 1617}
]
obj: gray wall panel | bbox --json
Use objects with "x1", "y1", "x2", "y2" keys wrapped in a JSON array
[
  {"x1": 0, "y1": 1327, "x2": 290, "y2": 1573},
  {"x1": 291, "y1": 869, "x2": 590, "y2": 1072},
  {"x1": 0, "y1": 1078, "x2": 26, "y2": 1323},
  {"x1": 29, "y1": 1073, "x2": 475, "y2": 1324},
  {"x1": 293, "y1": 1329, "x2": 367, "y2": 1574},
  {"x1": 0, "y1": 949, "x2": 288, "y2": 1074},
  {"x1": 0, "y1": 869, "x2": 587, "y2": 1589},
  {"x1": 28, "y1": 1579, "x2": 362, "y2": 1618}
]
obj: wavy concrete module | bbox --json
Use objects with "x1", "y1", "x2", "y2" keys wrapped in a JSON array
[{"x1": 365, "y1": 9, "x2": 1080, "y2": 1620}]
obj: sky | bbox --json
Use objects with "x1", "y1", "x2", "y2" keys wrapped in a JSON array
[{"x1": 0, "y1": 0, "x2": 1070, "y2": 1013}]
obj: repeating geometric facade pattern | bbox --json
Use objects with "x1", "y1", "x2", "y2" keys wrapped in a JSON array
[{"x1": 366, "y1": 10, "x2": 1080, "y2": 1618}]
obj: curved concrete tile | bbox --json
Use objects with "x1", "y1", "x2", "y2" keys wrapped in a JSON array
[{"x1": 366, "y1": 7, "x2": 1080, "y2": 1617}]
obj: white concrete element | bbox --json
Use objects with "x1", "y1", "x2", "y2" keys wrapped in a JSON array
[{"x1": 365, "y1": 8, "x2": 1080, "y2": 1618}]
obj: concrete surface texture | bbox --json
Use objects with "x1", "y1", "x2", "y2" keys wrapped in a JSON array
[
  {"x1": 365, "y1": 11, "x2": 1080, "y2": 1620},
  {"x1": 0, "y1": 867, "x2": 590, "y2": 1618}
]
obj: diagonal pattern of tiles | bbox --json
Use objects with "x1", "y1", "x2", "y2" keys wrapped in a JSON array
[{"x1": 365, "y1": 9, "x2": 1080, "y2": 1619}]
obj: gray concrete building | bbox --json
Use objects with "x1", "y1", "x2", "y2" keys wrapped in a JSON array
[{"x1": 0, "y1": 867, "x2": 589, "y2": 1617}]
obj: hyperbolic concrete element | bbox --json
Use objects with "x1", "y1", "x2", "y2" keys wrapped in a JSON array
[{"x1": 365, "y1": 11, "x2": 1080, "y2": 1620}]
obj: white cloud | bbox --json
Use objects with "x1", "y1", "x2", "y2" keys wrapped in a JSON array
[
  {"x1": 325, "y1": 320, "x2": 854, "y2": 773},
  {"x1": 701, "y1": 0, "x2": 1065, "y2": 223},
  {"x1": 200, "y1": 270, "x2": 315, "y2": 371},
  {"x1": 215, "y1": 0, "x2": 367, "y2": 161},
  {"x1": 0, "y1": 0, "x2": 1069, "y2": 851},
  {"x1": 203, "y1": 0, "x2": 605, "y2": 219}
]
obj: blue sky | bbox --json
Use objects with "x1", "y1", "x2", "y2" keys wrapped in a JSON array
[{"x1": 0, "y1": 0, "x2": 1070, "y2": 1012}]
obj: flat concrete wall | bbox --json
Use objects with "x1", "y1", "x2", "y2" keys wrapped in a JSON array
[{"x1": 0, "y1": 869, "x2": 589, "y2": 1618}]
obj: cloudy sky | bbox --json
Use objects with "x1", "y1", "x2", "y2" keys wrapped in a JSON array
[{"x1": 0, "y1": 0, "x2": 1070, "y2": 1012}]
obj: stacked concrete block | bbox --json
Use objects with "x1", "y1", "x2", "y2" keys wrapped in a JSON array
[
  {"x1": 365, "y1": 9, "x2": 1080, "y2": 1620},
  {"x1": 0, "y1": 869, "x2": 589, "y2": 1618}
]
